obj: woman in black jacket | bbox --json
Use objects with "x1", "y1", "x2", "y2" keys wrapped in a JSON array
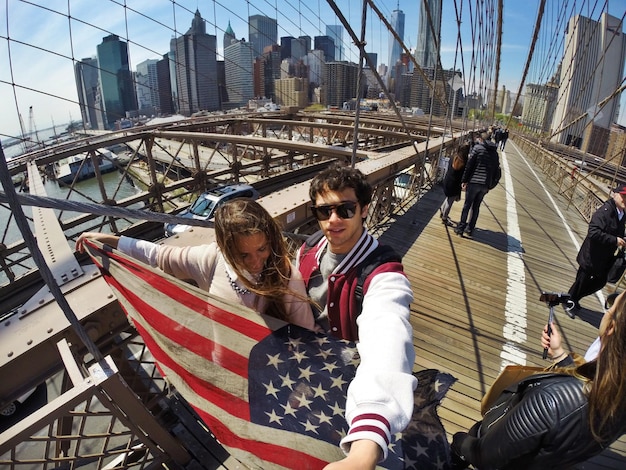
[
  {"x1": 451, "y1": 291, "x2": 626, "y2": 469},
  {"x1": 440, "y1": 142, "x2": 470, "y2": 226}
]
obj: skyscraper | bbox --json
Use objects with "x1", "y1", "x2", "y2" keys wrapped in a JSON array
[
  {"x1": 326, "y1": 25, "x2": 344, "y2": 61},
  {"x1": 224, "y1": 39, "x2": 254, "y2": 107},
  {"x1": 551, "y1": 12, "x2": 626, "y2": 147},
  {"x1": 74, "y1": 57, "x2": 102, "y2": 130},
  {"x1": 135, "y1": 59, "x2": 160, "y2": 112},
  {"x1": 323, "y1": 61, "x2": 358, "y2": 107},
  {"x1": 314, "y1": 36, "x2": 335, "y2": 62},
  {"x1": 174, "y1": 10, "x2": 219, "y2": 115},
  {"x1": 249, "y1": 15, "x2": 277, "y2": 59},
  {"x1": 388, "y1": 7, "x2": 405, "y2": 72},
  {"x1": 415, "y1": 0, "x2": 442, "y2": 69},
  {"x1": 96, "y1": 34, "x2": 137, "y2": 129},
  {"x1": 224, "y1": 20, "x2": 236, "y2": 54},
  {"x1": 156, "y1": 53, "x2": 174, "y2": 115}
]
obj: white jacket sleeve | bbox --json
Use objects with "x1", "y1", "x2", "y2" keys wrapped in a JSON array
[{"x1": 340, "y1": 271, "x2": 416, "y2": 461}]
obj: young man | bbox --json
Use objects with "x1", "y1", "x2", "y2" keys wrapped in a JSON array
[
  {"x1": 564, "y1": 185, "x2": 626, "y2": 318},
  {"x1": 454, "y1": 132, "x2": 501, "y2": 238},
  {"x1": 296, "y1": 164, "x2": 416, "y2": 469}
]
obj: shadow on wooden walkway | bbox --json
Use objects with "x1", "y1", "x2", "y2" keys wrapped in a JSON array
[{"x1": 376, "y1": 139, "x2": 626, "y2": 469}]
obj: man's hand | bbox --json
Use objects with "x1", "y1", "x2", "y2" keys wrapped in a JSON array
[{"x1": 323, "y1": 440, "x2": 381, "y2": 470}]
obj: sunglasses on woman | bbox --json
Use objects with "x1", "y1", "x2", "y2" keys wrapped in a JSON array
[{"x1": 310, "y1": 201, "x2": 358, "y2": 221}]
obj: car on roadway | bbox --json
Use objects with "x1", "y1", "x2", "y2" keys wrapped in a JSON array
[
  {"x1": 164, "y1": 184, "x2": 260, "y2": 237},
  {"x1": 0, "y1": 387, "x2": 38, "y2": 417}
]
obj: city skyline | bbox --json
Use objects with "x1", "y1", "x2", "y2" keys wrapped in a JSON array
[{"x1": 1, "y1": 0, "x2": 625, "y2": 139}]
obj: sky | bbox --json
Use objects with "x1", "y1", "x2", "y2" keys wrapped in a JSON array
[{"x1": 1, "y1": 0, "x2": 625, "y2": 141}]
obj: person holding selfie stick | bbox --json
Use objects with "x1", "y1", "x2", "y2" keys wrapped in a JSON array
[
  {"x1": 297, "y1": 164, "x2": 415, "y2": 470},
  {"x1": 450, "y1": 290, "x2": 626, "y2": 470}
]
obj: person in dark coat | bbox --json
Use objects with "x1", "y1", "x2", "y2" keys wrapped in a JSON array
[
  {"x1": 454, "y1": 132, "x2": 501, "y2": 238},
  {"x1": 440, "y1": 142, "x2": 470, "y2": 226},
  {"x1": 565, "y1": 185, "x2": 626, "y2": 317},
  {"x1": 450, "y1": 290, "x2": 626, "y2": 470}
]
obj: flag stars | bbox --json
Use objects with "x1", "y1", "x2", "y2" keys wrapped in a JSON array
[
  {"x1": 290, "y1": 349, "x2": 309, "y2": 363},
  {"x1": 330, "y1": 374, "x2": 347, "y2": 390},
  {"x1": 266, "y1": 353, "x2": 284, "y2": 369},
  {"x1": 281, "y1": 401, "x2": 298, "y2": 417},
  {"x1": 294, "y1": 392, "x2": 313, "y2": 410},
  {"x1": 328, "y1": 401, "x2": 344, "y2": 416},
  {"x1": 316, "y1": 348, "x2": 333, "y2": 360},
  {"x1": 314, "y1": 336, "x2": 330, "y2": 346},
  {"x1": 314, "y1": 410, "x2": 333, "y2": 425},
  {"x1": 311, "y1": 382, "x2": 329, "y2": 400},
  {"x1": 298, "y1": 365, "x2": 314, "y2": 381},
  {"x1": 321, "y1": 361, "x2": 339, "y2": 373},
  {"x1": 286, "y1": 336, "x2": 305, "y2": 349},
  {"x1": 278, "y1": 372, "x2": 296, "y2": 390},
  {"x1": 265, "y1": 409, "x2": 283, "y2": 425},
  {"x1": 412, "y1": 441, "x2": 430, "y2": 457},
  {"x1": 263, "y1": 380, "x2": 280, "y2": 399},
  {"x1": 301, "y1": 419, "x2": 320, "y2": 434}
]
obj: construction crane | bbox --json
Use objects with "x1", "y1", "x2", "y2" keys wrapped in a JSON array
[{"x1": 28, "y1": 106, "x2": 40, "y2": 149}]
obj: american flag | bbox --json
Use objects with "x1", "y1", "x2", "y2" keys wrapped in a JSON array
[{"x1": 84, "y1": 240, "x2": 456, "y2": 469}]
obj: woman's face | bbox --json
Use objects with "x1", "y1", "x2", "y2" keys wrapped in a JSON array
[{"x1": 233, "y1": 232, "x2": 270, "y2": 276}]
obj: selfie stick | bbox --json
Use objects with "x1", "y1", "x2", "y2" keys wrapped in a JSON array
[{"x1": 543, "y1": 304, "x2": 555, "y2": 360}]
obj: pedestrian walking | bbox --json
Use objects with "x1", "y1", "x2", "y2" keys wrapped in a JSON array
[
  {"x1": 440, "y1": 142, "x2": 470, "y2": 226},
  {"x1": 454, "y1": 132, "x2": 501, "y2": 238},
  {"x1": 564, "y1": 185, "x2": 626, "y2": 318}
]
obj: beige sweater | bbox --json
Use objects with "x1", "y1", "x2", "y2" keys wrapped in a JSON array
[{"x1": 118, "y1": 237, "x2": 315, "y2": 330}]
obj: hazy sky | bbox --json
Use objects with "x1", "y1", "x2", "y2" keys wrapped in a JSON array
[{"x1": 1, "y1": 0, "x2": 625, "y2": 140}]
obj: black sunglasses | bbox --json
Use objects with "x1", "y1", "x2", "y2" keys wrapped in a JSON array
[{"x1": 310, "y1": 201, "x2": 358, "y2": 221}]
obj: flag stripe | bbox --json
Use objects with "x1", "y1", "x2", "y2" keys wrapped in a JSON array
[
  {"x1": 96, "y1": 241, "x2": 276, "y2": 341},
  {"x1": 82, "y1": 240, "x2": 361, "y2": 468},
  {"x1": 103, "y1": 271, "x2": 252, "y2": 378}
]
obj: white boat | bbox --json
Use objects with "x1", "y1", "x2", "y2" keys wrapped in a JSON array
[{"x1": 54, "y1": 150, "x2": 117, "y2": 184}]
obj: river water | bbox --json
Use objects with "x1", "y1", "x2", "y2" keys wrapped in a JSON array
[{"x1": 0, "y1": 169, "x2": 141, "y2": 287}]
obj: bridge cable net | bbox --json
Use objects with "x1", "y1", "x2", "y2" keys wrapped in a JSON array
[{"x1": 0, "y1": 0, "x2": 624, "y2": 468}]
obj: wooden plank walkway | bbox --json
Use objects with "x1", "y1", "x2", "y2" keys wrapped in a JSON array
[{"x1": 375, "y1": 138, "x2": 626, "y2": 469}]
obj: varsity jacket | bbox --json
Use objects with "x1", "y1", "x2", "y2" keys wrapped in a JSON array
[
  {"x1": 452, "y1": 363, "x2": 626, "y2": 469},
  {"x1": 296, "y1": 229, "x2": 416, "y2": 461}
]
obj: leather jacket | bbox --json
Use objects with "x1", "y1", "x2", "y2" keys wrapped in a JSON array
[{"x1": 452, "y1": 370, "x2": 625, "y2": 469}]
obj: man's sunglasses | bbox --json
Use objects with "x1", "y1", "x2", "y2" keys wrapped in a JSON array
[{"x1": 310, "y1": 201, "x2": 358, "y2": 221}]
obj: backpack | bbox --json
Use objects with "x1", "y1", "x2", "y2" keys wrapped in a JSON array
[
  {"x1": 488, "y1": 165, "x2": 502, "y2": 190},
  {"x1": 302, "y1": 230, "x2": 402, "y2": 315}
]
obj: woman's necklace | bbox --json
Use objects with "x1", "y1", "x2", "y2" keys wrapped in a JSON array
[{"x1": 225, "y1": 268, "x2": 251, "y2": 295}]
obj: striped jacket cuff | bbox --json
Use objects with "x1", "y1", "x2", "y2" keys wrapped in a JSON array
[{"x1": 340, "y1": 413, "x2": 391, "y2": 461}]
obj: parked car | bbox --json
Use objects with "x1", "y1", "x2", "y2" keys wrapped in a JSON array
[
  {"x1": 164, "y1": 184, "x2": 260, "y2": 237},
  {"x1": 0, "y1": 387, "x2": 38, "y2": 417}
]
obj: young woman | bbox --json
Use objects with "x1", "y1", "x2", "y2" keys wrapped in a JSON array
[
  {"x1": 440, "y1": 142, "x2": 470, "y2": 226},
  {"x1": 76, "y1": 198, "x2": 315, "y2": 330},
  {"x1": 451, "y1": 291, "x2": 626, "y2": 469}
]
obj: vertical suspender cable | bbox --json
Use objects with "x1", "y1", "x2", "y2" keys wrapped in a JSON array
[{"x1": 351, "y1": 0, "x2": 368, "y2": 168}]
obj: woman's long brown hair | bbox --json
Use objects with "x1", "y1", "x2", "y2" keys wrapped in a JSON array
[
  {"x1": 452, "y1": 142, "x2": 470, "y2": 171},
  {"x1": 214, "y1": 198, "x2": 307, "y2": 322},
  {"x1": 586, "y1": 291, "x2": 626, "y2": 442}
]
